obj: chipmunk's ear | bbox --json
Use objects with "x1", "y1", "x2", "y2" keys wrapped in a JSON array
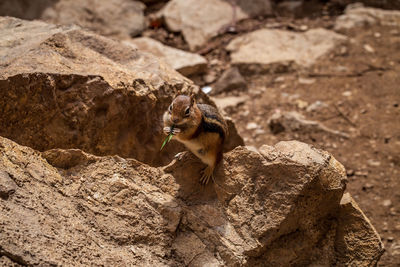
[
  {"x1": 189, "y1": 92, "x2": 195, "y2": 106},
  {"x1": 172, "y1": 91, "x2": 180, "y2": 99}
]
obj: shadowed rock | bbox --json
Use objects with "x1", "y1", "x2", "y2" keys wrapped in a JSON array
[{"x1": 0, "y1": 17, "x2": 242, "y2": 167}]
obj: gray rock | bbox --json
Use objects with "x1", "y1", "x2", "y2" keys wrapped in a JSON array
[
  {"x1": 159, "y1": 0, "x2": 272, "y2": 50},
  {"x1": 227, "y1": 28, "x2": 347, "y2": 72},
  {"x1": 126, "y1": 37, "x2": 207, "y2": 76},
  {"x1": 335, "y1": 3, "x2": 400, "y2": 31},
  {"x1": 210, "y1": 67, "x2": 247, "y2": 95}
]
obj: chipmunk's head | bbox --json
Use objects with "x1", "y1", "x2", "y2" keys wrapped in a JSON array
[{"x1": 167, "y1": 94, "x2": 196, "y2": 125}]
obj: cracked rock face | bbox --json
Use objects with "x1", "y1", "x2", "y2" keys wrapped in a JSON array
[
  {"x1": 0, "y1": 137, "x2": 383, "y2": 266},
  {"x1": 0, "y1": 17, "x2": 242, "y2": 167}
]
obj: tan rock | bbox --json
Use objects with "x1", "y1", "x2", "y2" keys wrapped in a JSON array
[
  {"x1": 0, "y1": 136, "x2": 383, "y2": 266},
  {"x1": 335, "y1": 3, "x2": 400, "y2": 31},
  {"x1": 0, "y1": 136, "x2": 178, "y2": 266},
  {"x1": 126, "y1": 37, "x2": 207, "y2": 76},
  {"x1": 160, "y1": 0, "x2": 272, "y2": 50},
  {"x1": 227, "y1": 28, "x2": 347, "y2": 72},
  {"x1": 336, "y1": 193, "x2": 384, "y2": 266}
]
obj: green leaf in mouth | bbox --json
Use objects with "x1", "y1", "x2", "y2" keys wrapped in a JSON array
[{"x1": 160, "y1": 125, "x2": 175, "y2": 151}]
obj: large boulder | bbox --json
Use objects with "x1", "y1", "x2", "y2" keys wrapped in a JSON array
[
  {"x1": 159, "y1": 0, "x2": 272, "y2": 50},
  {"x1": 0, "y1": 136, "x2": 383, "y2": 266},
  {"x1": 0, "y1": 17, "x2": 242, "y2": 166},
  {"x1": 226, "y1": 28, "x2": 347, "y2": 74},
  {"x1": 0, "y1": 0, "x2": 147, "y2": 38}
]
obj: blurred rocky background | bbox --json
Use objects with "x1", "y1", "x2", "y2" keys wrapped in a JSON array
[{"x1": 0, "y1": 0, "x2": 399, "y2": 266}]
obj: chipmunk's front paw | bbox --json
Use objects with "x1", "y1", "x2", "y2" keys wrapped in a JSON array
[
  {"x1": 172, "y1": 128, "x2": 181, "y2": 134},
  {"x1": 163, "y1": 127, "x2": 172, "y2": 135},
  {"x1": 200, "y1": 166, "x2": 214, "y2": 185},
  {"x1": 163, "y1": 126, "x2": 181, "y2": 135},
  {"x1": 174, "y1": 152, "x2": 185, "y2": 161}
]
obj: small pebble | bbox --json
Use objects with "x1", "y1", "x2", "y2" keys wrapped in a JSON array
[
  {"x1": 346, "y1": 169, "x2": 355, "y2": 176},
  {"x1": 275, "y1": 76, "x2": 285, "y2": 83},
  {"x1": 355, "y1": 171, "x2": 368, "y2": 177},
  {"x1": 254, "y1": 128, "x2": 266, "y2": 135},
  {"x1": 367, "y1": 159, "x2": 381, "y2": 167},
  {"x1": 342, "y1": 91, "x2": 352, "y2": 97},
  {"x1": 390, "y1": 208, "x2": 397, "y2": 216},
  {"x1": 306, "y1": 100, "x2": 327, "y2": 112},
  {"x1": 364, "y1": 44, "x2": 375, "y2": 53},
  {"x1": 362, "y1": 183, "x2": 374, "y2": 190},
  {"x1": 246, "y1": 122, "x2": 259, "y2": 130},
  {"x1": 383, "y1": 222, "x2": 388, "y2": 231},
  {"x1": 298, "y1": 77, "x2": 316, "y2": 85},
  {"x1": 201, "y1": 86, "x2": 212, "y2": 94},
  {"x1": 300, "y1": 25, "x2": 308, "y2": 31},
  {"x1": 295, "y1": 99, "x2": 308, "y2": 109},
  {"x1": 383, "y1": 199, "x2": 392, "y2": 207}
]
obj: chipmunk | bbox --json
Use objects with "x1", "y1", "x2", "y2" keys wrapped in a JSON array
[{"x1": 163, "y1": 94, "x2": 228, "y2": 185}]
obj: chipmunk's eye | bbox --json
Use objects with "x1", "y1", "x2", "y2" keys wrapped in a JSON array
[
  {"x1": 184, "y1": 107, "x2": 190, "y2": 117},
  {"x1": 168, "y1": 105, "x2": 173, "y2": 114}
]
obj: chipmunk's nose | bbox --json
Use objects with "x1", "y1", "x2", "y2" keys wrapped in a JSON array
[{"x1": 172, "y1": 117, "x2": 180, "y2": 124}]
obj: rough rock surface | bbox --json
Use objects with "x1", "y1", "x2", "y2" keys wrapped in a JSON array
[
  {"x1": 335, "y1": 3, "x2": 400, "y2": 31},
  {"x1": 0, "y1": 136, "x2": 383, "y2": 266},
  {"x1": 227, "y1": 28, "x2": 347, "y2": 73},
  {"x1": 126, "y1": 37, "x2": 207, "y2": 76},
  {"x1": 0, "y1": 17, "x2": 242, "y2": 167},
  {"x1": 160, "y1": 0, "x2": 272, "y2": 50},
  {"x1": 336, "y1": 193, "x2": 384, "y2": 266},
  {"x1": 40, "y1": 0, "x2": 146, "y2": 38}
]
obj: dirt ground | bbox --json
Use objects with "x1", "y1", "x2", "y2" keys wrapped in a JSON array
[{"x1": 146, "y1": 8, "x2": 400, "y2": 266}]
